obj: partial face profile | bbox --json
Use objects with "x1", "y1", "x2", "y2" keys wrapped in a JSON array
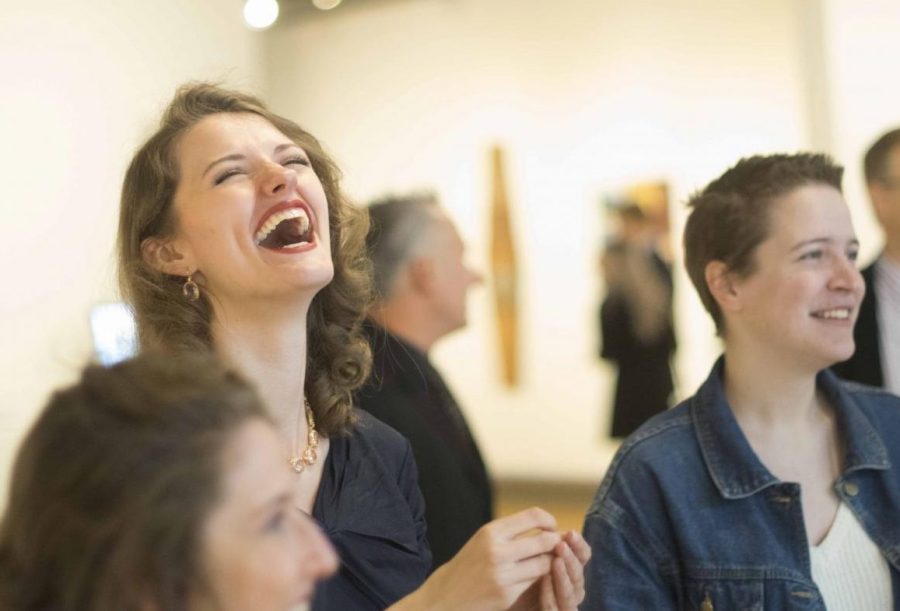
[
  {"x1": 870, "y1": 144, "x2": 900, "y2": 243},
  {"x1": 155, "y1": 112, "x2": 334, "y2": 304},
  {"x1": 198, "y1": 419, "x2": 338, "y2": 611},
  {"x1": 724, "y1": 183, "x2": 864, "y2": 370},
  {"x1": 428, "y1": 215, "x2": 483, "y2": 334}
]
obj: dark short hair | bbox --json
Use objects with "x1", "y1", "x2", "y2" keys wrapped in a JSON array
[
  {"x1": 864, "y1": 128, "x2": 900, "y2": 184},
  {"x1": 366, "y1": 192, "x2": 440, "y2": 299},
  {"x1": 0, "y1": 353, "x2": 267, "y2": 611},
  {"x1": 684, "y1": 153, "x2": 843, "y2": 334},
  {"x1": 117, "y1": 82, "x2": 372, "y2": 436}
]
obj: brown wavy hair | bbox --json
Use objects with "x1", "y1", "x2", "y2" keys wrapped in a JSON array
[
  {"x1": 0, "y1": 353, "x2": 267, "y2": 611},
  {"x1": 117, "y1": 83, "x2": 372, "y2": 436}
]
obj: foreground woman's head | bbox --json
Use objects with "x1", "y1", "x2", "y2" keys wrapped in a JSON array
[
  {"x1": 0, "y1": 354, "x2": 337, "y2": 611},
  {"x1": 117, "y1": 83, "x2": 372, "y2": 435},
  {"x1": 684, "y1": 153, "x2": 864, "y2": 370}
]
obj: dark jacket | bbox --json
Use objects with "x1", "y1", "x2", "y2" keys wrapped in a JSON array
[
  {"x1": 833, "y1": 261, "x2": 883, "y2": 387},
  {"x1": 356, "y1": 323, "x2": 494, "y2": 571},
  {"x1": 583, "y1": 358, "x2": 900, "y2": 610}
]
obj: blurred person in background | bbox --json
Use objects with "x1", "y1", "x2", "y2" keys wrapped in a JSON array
[
  {"x1": 599, "y1": 203, "x2": 676, "y2": 438},
  {"x1": 117, "y1": 82, "x2": 588, "y2": 610},
  {"x1": 833, "y1": 128, "x2": 900, "y2": 394},
  {"x1": 584, "y1": 153, "x2": 900, "y2": 609},
  {"x1": 0, "y1": 353, "x2": 339, "y2": 611},
  {"x1": 358, "y1": 193, "x2": 492, "y2": 570}
]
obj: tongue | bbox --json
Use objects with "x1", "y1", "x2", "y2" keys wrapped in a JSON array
[{"x1": 260, "y1": 217, "x2": 310, "y2": 250}]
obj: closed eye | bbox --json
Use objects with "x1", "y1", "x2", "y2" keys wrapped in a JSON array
[
  {"x1": 214, "y1": 167, "x2": 243, "y2": 185},
  {"x1": 283, "y1": 156, "x2": 311, "y2": 168},
  {"x1": 798, "y1": 249, "x2": 824, "y2": 261}
]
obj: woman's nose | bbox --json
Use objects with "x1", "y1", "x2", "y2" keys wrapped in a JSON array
[
  {"x1": 258, "y1": 162, "x2": 297, "y2": 197},
  {"x1": 830, "y1": 255, "x2": 864, "y2": 292},
  {"x1": 295, "y1": 511, "x2": 339, "y2": 579}
]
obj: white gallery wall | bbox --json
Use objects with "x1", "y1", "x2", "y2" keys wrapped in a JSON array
[
  {"x1": 2, "y1": 0, "x2": 898, "y2": 504},
  {"x1": 0, "y1": 0, "x2": 264, "y2": 505},
  {"x1": 264, "y1": 0, "x2": 817, "y2": 482},
  {"x1": 820, "y1": 0, "x2": 900, "y2": 260}
]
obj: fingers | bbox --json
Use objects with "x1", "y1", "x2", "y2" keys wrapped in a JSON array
[
  {"x1": 551, "y1": 556, "x2": 577, "y2": 610},
  {"x1": 549, "y1": 533, "x2": 588, "y2": 609},
  {"x1": 500, "y1": 529, "x2": 562, "y2": 564},
  {"x1": 490, "y1": 507, "x2": 557, "y2": 540},
  {"x1": 540, "y1": 573, "x2": 558, "y2": 611},
  {"x1": 563, "y1": 530, "x2": 592, "y2": 565},
  {"x1": 504, "y1": 552, "x2": 554, "y2": 585}
]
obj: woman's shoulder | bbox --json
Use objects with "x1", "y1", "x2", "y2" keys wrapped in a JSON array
[
  {"x1": 343, "y1": 409, "x2": 413, "y2": 468},
  {"x1": 839, "y1": 379, "x2": 900, "y2": 424},
  {"x1": 592, "y1": 403, "x2": 698, "y2": 503}
]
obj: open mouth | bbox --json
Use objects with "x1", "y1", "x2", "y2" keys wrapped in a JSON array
[
  {"x1": 812, "y1": 308, "x2": 851, "y2": 320},
  {"x1": 254, "y1": 206, "x2": 313, "y2": 250}
]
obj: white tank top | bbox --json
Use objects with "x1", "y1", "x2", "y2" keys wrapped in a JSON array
[{"x1": 810, "y1": 501, "x2": 893, "y2": 610}]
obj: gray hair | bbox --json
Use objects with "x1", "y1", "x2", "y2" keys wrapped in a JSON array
[
  {"x1": 864, "y1": 127, "x2": 900, "y2": 183},
  {"x1": 366, "y1": 193, "x2": 442, "y2": 299}
]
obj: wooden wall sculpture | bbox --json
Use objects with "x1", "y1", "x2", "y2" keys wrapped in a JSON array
[{"x1": 489, "y1": 145, "x2": 519, "y2": 387}]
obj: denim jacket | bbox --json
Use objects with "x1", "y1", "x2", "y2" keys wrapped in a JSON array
[{"x1": 582, "y1": 358, "x2": 900, "y2": 610}]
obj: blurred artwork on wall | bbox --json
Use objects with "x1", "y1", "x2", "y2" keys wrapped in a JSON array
[
  {"x1": 603, "y1": 181, "x2": 672, "y2": 262},
  {"x1": 489, "y1": 145, "x2": 519, "y2": 388},
  {"x1": 598, "y1": 181, "x2": 676, "y2": 438}
]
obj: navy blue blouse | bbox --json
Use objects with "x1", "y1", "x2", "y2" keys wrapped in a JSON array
[{"x1": 311, "y1": 410, "x2": 431, "y2": 610}]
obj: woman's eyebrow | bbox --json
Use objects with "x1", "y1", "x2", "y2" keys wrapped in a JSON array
[
  {"x1": 274, "y1": 142, "x2": 302, "y2": 154},
  {"x1": 790, "y1": 237, "x2": 860, "y2": 251},
  {"x1": 201, "y1": 144, "x2": 302, "y2": 178},
  {"x1": 202, "y1": 154, "x2": 245, "y2": 178}
]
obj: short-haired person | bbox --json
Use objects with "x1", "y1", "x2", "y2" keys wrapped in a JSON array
[
  {"x1": 358, "y1": 193, "x2": 493, "y2": 570},
  {"x1": 118, "y1": 82, "x2": 588, "y2": 610},
  {"x1": 0, "y1": 353, "x2": 339, "y2": 611},
  {"x1": 833, "y1": 128, "x2": 900, "y2": 394},
  {"x1": 583, "y1": 154, "x2": 900, "y2": 609}
]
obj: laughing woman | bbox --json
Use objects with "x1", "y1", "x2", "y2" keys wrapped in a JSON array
[
  {"x1": 583, "y1": 154, "x2": 900, "y2": 610},
  {"x1": 118, "y1": 83, "x2": 588, "y2": 611}
]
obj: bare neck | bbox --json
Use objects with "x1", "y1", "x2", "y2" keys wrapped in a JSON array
[
  {"x1": 722, "y1": 337, "x2": 822, "y2": 429},
  {"x1": 212, "y1": 297, "x2": 311, "y2": 437},
  {"x1": 370, "y1": 299, "x2": 442, "y2": 354}
]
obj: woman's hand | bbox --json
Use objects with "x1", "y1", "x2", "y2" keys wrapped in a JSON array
[
  {"x1": 390, "y1": 507, "x2": 562, "y2": 611},
  {"x1": 533, "y1": 531, "x2": 591, "y2": 611}
]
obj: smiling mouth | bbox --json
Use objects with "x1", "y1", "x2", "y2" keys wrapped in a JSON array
[
  {"x1": 812, "y1": 308, "x2": 851, "y2": 320},
  {"x1": 255, "y1": 207, "x2": 313, "y2": 250}
]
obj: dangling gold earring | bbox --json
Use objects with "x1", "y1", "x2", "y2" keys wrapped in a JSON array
[{"x1": 182, "y1": 274, "x2": 200, "y2": 301}]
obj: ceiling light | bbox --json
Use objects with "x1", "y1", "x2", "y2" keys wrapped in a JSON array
[
  {"x1": 312, "y1": 0, "x2": 343, "y2": 10},
  {"x1": 244, "y1": 0, "x2": 279, "y2": 30}
]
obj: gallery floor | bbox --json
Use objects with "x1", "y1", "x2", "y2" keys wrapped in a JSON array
[{"x1": 495, "y1": 479, "x2": 599, "y2": 532}]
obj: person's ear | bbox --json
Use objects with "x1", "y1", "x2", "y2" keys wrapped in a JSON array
[
  {"x1": 141, "y1": 236, "x2": 195, "y2": 276},
  {"x1": 407, "y1": 256, "x2": 437, "y2": 296},
  {"x1": 705, "y1": 260, "x2": 743, "y2": 314}
]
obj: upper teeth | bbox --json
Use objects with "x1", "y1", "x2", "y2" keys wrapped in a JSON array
[
  {"x1": 817, "y1": 309, "x2": 850, "y2": 319},
  {"x1": 255, "y1": 208, "x2": 310, "y2": 244}
]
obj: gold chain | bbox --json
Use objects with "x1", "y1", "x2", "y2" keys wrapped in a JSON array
[{"x1": 288, "y1": 400, "x2": 318, "y2": 473}]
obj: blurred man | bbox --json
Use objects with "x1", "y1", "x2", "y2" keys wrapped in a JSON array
[
  {"x1": 834, "y1": 129, "x2": 900, "y2": 394},
  {"x1": 357, "y1": 194, "x2": 493, "y2": 570}
]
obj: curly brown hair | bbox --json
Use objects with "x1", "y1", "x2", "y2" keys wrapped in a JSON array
[
  {"x1": 117, "y1": 83, "x2": 372, "y2": 436},
  {"x1": 0, "y1": 353, "x2": 267, "y2": 611}
]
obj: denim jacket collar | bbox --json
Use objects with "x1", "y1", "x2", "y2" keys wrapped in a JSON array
[{"x1": 692, "y1": 357, "x2": 890, "y2": 500}]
